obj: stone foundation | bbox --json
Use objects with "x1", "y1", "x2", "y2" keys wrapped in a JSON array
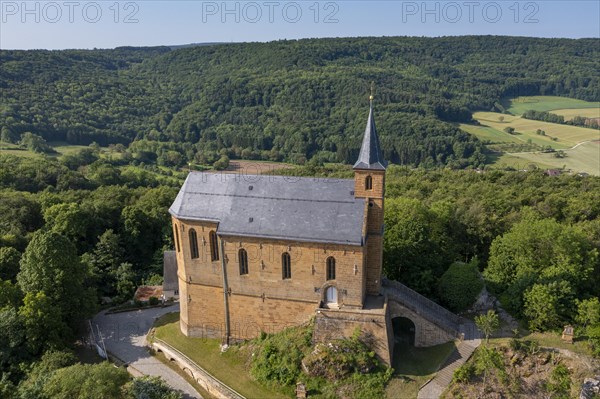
[{"x1": 313, "y1": 295, "x2": 392, "y2": 365}]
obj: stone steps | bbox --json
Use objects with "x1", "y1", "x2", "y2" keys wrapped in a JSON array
[{"x1": 417, "y1": 322, "x2": 481, "y2": 399}]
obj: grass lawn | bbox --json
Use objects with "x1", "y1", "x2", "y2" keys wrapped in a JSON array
[
  {"x1": 151, "y1": 313, "x2": 287, "y2": 399},
  {"x1": 385, "y1": 341, "x2": 456, "y2": 399},
  {"x1": 488, "y1": 331, "x2": 594, "y2": 358},
  {"x1": 505, "y1": 96, "x2": 600, "y2": 115},
  {"x1": 523, "y1": 331, "x2": 595, "y2": 357}
]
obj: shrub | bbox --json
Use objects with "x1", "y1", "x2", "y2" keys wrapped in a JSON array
[
  {"x1": 148, "y1": 296, "x2": 159, "y2": 306},
  {"x1": 125, "y1": 376, "x2": 183, "y2": 399},
  {"x1": 437, "y1": 259, "x2": 483, "y2": 312},
  {"x1": 509, "y1": 339, "x2": 540, "y2": 355},
  {"x1": 587, "y1": 324, "x2": 600, "y2": 357},
  {"x1": 302, "y1": 338, "x2": 379, "y2": 380},
  {"x1": 545, "y1": 363, "x2": 571, "y2": 398},
  {"x1": 250, "y1": 325, "x2": 313, "y2": 386},
  {"x1": 453, "y1": 363, "x2": 474, "y2": 383}
]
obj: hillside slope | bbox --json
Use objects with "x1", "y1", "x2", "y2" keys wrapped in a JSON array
[{"x1": 1, "y1": 36, "x2": 599, "y2": 167}]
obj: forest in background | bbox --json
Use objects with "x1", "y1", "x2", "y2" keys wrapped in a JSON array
[
  {"x1": 2, "y1": 36, "x2": 599, "y2": 169},
  {"x1": 1, "y1": 35, "x2": 600, "y2": 396}
]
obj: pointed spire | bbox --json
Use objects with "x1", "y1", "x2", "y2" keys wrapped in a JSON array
[{"x1": 353, "y1": 94, "x2": 387, "y2": 170}]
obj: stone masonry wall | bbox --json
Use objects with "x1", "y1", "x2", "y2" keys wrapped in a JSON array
[
  {"x1": 387, "y1": 300, "x2": 457, "y2": 347},
  {"x1": 313, "y1": 305, "x2": 392, "y2": 366}
]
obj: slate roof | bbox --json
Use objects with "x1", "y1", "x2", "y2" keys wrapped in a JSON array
[
  {"x1": 353, "y1": 100, "x2": 387, "y2": 170},
  {"x1": 169, "y1": 173, "x2": 365, "y2": 246},
  {"x1": 163, "y1": 251, "x2": 178, "y2": 292}
]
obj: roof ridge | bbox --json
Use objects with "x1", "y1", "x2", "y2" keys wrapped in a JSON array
[
  {"x1": 184, "y1": 191, "x2": 358, "y2": 204},
  {"x1": 189, "y1": 171, "x2": 353, "y2": 182}
]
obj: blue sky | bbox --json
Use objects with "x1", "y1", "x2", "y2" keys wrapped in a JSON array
[{"x1": 1, "y1": 1, "x2": 599, "y2": 49}]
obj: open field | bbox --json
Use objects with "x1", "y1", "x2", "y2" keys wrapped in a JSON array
[
  {"x1": 459, "y1": 124, "x2": 522, "y2": 144},
  {"x1": 0, "y1": 145, "x2": 43, "y2": 158},
  {"x1": 473, "y1": 112, "x2": 599, "y2": 148},
  {"x1": 224, "y1": 159, "x2": 295, "y2": 175},
  {"x1": 464, "y1": 109, "x2": 600, "y2": 174},
  {"x1": 0, "y1": 141, "x2": 104, "y2": 159},
  {"x1": 506, "y1": 141, "x2": 599, "y2": 175},
  {"x1": 486, "y1": 153, "x2": 555, "y2": 171},
  {"x1": 505, "y1": 96, "x2": 600, "y2": 115},
  {"x1": 551, "y1": 107, "x2": 600, "y2": 121}
]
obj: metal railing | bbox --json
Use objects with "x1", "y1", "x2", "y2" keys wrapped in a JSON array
[{"x1": 382, "y1": 278, "x2": 461, "y2": 334}]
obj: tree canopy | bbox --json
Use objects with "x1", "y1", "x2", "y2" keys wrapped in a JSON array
[{"x1": 2, "y1": 37, "x2": 598, "y2": 168}]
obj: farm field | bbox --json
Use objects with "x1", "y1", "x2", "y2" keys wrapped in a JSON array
[
  {"x1": 551, "y1": 107, "x2": 600, "y2": 120},
  {"x1": 505, "y1": 96, "x2": 600, "y2": 115},
  {"x1": 500, "y1": 141, "x2": 599, "y2": 175},
  {"x1": 224, "y1": 159, "x2": 295, "y2": 175},
  {"x1": 464, "y1": 103, "x2": 600, "y2": 175},
  {"x1": 459, "y1": 124, "x2": 522, "y2": 144},
  {"x1": 0, "y1": 141, "x2": 43, "y2": 158},
  {"x1": 487, "y1": 153, "x2": 555, "y2": 171},
  {"x1": 473, "y1": 112, "x2": 599, "y2": 148},
  {"x1": 0, "y1": 141, "x2": 116, "y2": 160}
]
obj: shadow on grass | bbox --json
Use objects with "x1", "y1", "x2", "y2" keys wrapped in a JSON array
[
  {"x1": 392, "y1": 341, "x2": 457, "y2": 378},
  {"x1": 153, "y1": 312, "x2": 180, "y2": 329}
]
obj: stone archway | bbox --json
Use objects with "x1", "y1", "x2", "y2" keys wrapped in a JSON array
[{"x1": 392, "y1": 316, "x2": 416, "y2": 346}]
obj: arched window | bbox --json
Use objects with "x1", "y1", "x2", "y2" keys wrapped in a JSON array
[
  {"x1": 326, "y1": 257, "x2": 336, "y2": 280},
  {"x1": 239, "y1": 248, "x2": 248, "y2": 275},
  {"x1": 365, "y1": 175, "x2": 373, "y2": 190},
  {"x1": 189, "y1": 229, "x2": 199, "y2": 259},
  {"x1": 174, "y1": 224, "x2": 180, "y2": 253},
  {"x1": 209, "y1": 231, "x2": 219, "y2": 261},
  {"x1": 282, "y1": 252, "x2": 291, "y2": 279}
]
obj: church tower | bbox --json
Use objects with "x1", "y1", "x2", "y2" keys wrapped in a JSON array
[{"x1": 354, "y1": 95, "x2": 387, "y2": 296}]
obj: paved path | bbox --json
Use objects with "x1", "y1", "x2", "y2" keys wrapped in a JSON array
[
  {"x1": 417, "y1": 321, "x2": 481, "y2": 399},
  {"x1": 92, "y1": 305, "x2": 202, "y2": 399}
]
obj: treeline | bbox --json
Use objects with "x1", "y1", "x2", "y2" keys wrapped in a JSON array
[
  {"x1": 0, "y1": 152, "x2": 180, "y2": 390},
  {"x1": 382, "y1": 168, "x2": 599, "y2": 328},
  {"x1": 2, "y1": 36, "x2": 599, "y2": 168},
  {"x1": 522, "y1": 110, "x2": 600, "y2": 129}
]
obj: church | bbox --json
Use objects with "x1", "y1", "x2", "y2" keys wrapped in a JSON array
[{"x1": 168, "y1": 99, "x2": 462, "y2": 365}]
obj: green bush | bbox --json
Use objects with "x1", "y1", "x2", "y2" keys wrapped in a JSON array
[
  {"x1": 250, "y1": 325, "x2": 313, "y2": 386},
  {"x1": 545, "y1": 363, "x2": 571, "y2": 398},
  {"x1": 125, "y1": 376, "x2": 182, "y2": 399},
  {"x1": 509, "y1": 339, "x2": 540, "y2": 355},
  {"x1": 452, "y1": 363, "x2": 474, "y2": 383},
  {"x1": 437, "y1": 259, "x2": 483, "y2": 312},
  {"x1": 587, "y1": 324, "x2": 600, "y2": 357},
  {"x1": 148, "y1": 296, "x2": 159, "y2": 306},
  {"x1": 302, "y1": 337, "x2": 379, "y2": 380}
]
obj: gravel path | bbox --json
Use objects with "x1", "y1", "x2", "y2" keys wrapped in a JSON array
[{"x1": 92, "y1": 304, "x2": 202, "y2": 399}]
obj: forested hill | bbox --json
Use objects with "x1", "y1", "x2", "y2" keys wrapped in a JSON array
[{"x1": 1, "y1": 36, "x2": 599, "y2": 168}]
